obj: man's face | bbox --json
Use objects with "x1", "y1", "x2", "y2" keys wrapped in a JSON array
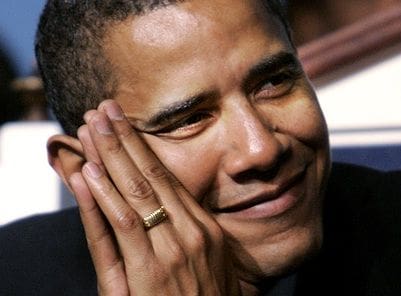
[{"x1": 104, "y1": 0, "x2": 330, "y2": 281}]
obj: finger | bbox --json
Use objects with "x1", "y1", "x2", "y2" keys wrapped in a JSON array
[
  {"x1": 77, "y1": 124, "x2": 104, "y2": 171},
  {"x1": 69, "y1": 172, "x2": 129, "y2": 294},
  {"x1": 81, "y1": 162, "x2": 156, "y2": 265},
  {"x1": 85, "y1": 110, "x2": 173, "y2": 223}
]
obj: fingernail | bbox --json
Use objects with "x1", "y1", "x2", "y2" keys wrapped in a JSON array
[
  {"x1": 94, "y1": 117, "x2": 113, "y2": 134},
  {"x1": 84, "y1": 162, "x2": 103, "y2": 179},
  {"x1": 84, "y1": 110, "x2": 96, "y2": 123},
  {"x1": 106, "y1": 103, "x2": 124, "y2": 121}
]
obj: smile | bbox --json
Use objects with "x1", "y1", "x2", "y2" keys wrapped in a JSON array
[{"x1": 213, "y1": 167, "x2": 308, "y2": 220}]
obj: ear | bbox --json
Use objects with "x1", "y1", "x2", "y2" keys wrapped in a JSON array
[{"x1": 47, "y1": 134, "x2": 85, "y2": 193}]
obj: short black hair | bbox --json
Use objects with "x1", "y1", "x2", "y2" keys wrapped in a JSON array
[{"x1": 35, "y1": 0, "x2": 291, "y2": 137}]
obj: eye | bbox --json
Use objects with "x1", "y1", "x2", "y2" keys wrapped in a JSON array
[
  {"x1": 253, "y1": 73, "x2": 295, "y2": 100},
  {"x1": 178, "y1": 113, "x2": 210, "y2": 127},
  {"x1": 153, "y1": 111, "x2": 214, "y2": 138}
]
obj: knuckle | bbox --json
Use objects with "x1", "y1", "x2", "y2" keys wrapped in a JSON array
[
  {"x1": 129, "y1": 254, "x2": 153, "y2": 272},
  {"x1": 86, "y1": 225, "x2": 111, "y2": 249},
  {"x1": 119, "y1": 125, "x2": 133, "y2": 139},
  {"x1": 112, "y1": 209, "x2": 140, "y2": 232},
  {"x1": 166, "y1": 243, "x2": 187, "y2": 268},
  {"x1": 78, "y1": 200, "x2": 99, "y2": 216},
  {"x1": 142, "y1": 163, "x2": 166, "y2": 181},
  {"x1": 148, "y1": 269, "x2": 169, "y2": 288},
  {"x1": 187, "y1": 227, "x2": 208, "y2": 254},
  {"x1": 97, "y1": 181, "x2": 118, "y2": 198},
  {"x1": 126, "y1": 177, "x2": 154, "y2": 201},
  {"x1": 118, "y1": 123, "x2": 134, "y2": 140},
  {"x1": 105, "y1": 139, "x2": 124, "y2": 154},
  {"x1": 169, "y1": 175, "x2": 183, "y2": 189}
]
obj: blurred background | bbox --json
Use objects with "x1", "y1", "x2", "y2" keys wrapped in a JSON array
[{"x1": 1, "y1": 0, "x2": 401, "y2": 225}]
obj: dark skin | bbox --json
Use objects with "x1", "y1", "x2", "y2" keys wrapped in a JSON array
[
  {"x1": 69, "y1": 103, "x2": 240, "y2": 295},
  {"x1": 48, "y1": 0, "x2": 330, "y2": 294}
]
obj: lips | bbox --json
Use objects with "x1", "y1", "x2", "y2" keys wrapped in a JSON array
[{"x1": 212, "y1": 167, "x2": 308, "y2": 218}]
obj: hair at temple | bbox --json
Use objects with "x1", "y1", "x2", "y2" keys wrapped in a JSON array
[{"x1": 35, "y1": 0, "x2": 291, "y2": 137}]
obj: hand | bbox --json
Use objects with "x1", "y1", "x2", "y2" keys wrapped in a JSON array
[{"x1": 69, "y1": 100, "x2": 241, "y2": 295}]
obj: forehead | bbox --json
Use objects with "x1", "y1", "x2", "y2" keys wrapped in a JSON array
[
  {"x1": 127, "y1": 0, "x2": 276, "y2": 45},
  {"x1": 104, "y1": 0, "x2": 285, "y2": 58},
  {"x1": 102, "y1": 0, "x2": 290, "y2": 118}
]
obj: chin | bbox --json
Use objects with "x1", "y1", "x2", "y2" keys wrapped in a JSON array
[
  {"x1": 227, "y1": 208, "x2": 323, "y2": 284},
  {"x1": 261, "y1": 223, "x2": 323, "y2": 277}
]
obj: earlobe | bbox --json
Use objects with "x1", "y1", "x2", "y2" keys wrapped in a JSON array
[{"x1": 47, "y1": 134, "x2": 85, "y2": 192}]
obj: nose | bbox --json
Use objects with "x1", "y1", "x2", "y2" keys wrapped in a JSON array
[{"x1": 222, "y1": 104, "x2": 289, "y2": 180}]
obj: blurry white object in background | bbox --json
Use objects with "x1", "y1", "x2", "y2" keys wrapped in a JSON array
[
  {"x1": 0, "y1": 122, "x2": 61, "y2": 225},
  {"x1": 315, "y1": 45, "x2": 401, "y2": 147}
]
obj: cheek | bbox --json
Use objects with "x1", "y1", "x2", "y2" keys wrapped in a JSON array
[
  {"x1": 277, "y1": 96, "x2": 328, "y2": 146},
  {"x1": 142, "y1": 135, "x2": 221, "y2": 201},
  {"x1": 279, "y1": 95, "x2": 331, "y2": 188}
]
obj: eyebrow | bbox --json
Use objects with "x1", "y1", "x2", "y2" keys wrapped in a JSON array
[
  {"x1": 242, "y1": 51, "x2": 302, "y2": 90},
  {"x1": 143, "y1": 94, "x2": 208, "y2": 129}
]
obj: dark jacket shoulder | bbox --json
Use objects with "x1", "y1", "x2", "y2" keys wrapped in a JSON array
[
  {"x1": 296, "y1": 163, "x2": 401, "y2": 296},
  {"x1": 0, "y1": 208, "x2": 96, "y2": 295}
]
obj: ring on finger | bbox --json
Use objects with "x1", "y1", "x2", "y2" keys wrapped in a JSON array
[{"x1": 143, "y1": 206, "x2": 168, "y2": 230}]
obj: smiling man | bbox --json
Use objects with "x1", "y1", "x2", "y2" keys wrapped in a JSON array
[{"x1": 0, "y1": 0, "x2": 400, "y2": 295}]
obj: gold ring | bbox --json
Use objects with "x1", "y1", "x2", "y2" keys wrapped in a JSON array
[{"x1": 143, "y1": 206, "x2": 168, "y2": 230}]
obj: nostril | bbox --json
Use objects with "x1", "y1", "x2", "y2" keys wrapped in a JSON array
[
  {"x1": 234, "y1": 164, "x2": 280, "y2": 183},
  {"x1": 232, "y1": 145, "x2": 291, "y2": 184}
]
